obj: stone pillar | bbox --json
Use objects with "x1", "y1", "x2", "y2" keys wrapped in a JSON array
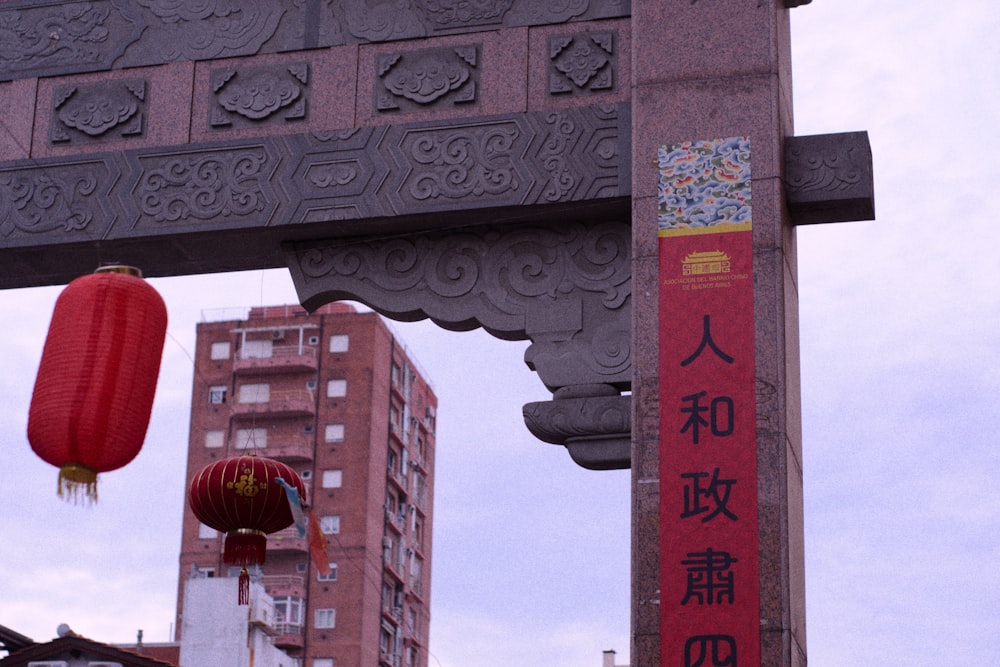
[{"x1": 630, "y1": 2, "x2": 805, "y2": 665}]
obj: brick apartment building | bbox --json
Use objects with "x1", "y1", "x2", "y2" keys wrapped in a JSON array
[{"x1": 175, "y1": 303, "x2": 436, "y2": 667}]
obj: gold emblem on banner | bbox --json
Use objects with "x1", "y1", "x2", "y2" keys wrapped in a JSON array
[{"x1": 682, "y1": 251, "x2": 731, "y2": 276}]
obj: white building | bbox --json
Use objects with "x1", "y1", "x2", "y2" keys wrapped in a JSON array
[{"x1": 179, "y1": 577, "x2": 296, "y2": 667}]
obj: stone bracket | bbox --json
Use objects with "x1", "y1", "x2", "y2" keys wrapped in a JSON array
[
  {"x1": 785, "y1": 131, "x2": 875, "y2": 225},
  {"x1": 284, "y1": 217, "x2": 632, "y2": 390},
  {"x1": 523, "y1": 384, "x2": 631, "y2": 470},
  {"x1": 284, "y1": 217, "x2": 632, "y2": 469}
]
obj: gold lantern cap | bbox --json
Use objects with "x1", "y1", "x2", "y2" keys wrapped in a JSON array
[{"x1": 94, "y1": 264, "x2": 143, "y2": 278}]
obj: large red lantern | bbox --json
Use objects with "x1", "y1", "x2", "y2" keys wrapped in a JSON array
[
  {"x1": 27, "y1": 265, "x2": 167, "y2": 504},
  {"x1": 188, "y1": 455, "x2": 306, "y2": 603}
]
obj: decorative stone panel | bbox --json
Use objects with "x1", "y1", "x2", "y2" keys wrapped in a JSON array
[
  {"x1": 51, "y1": 79, "x2": 148, "y2": 145},
  {"x1": 127, "y1": 143, "x2": 282, "y2": 232},
  {"x1": 414, "y1": 0, "x2": 515, "y2": 31},
  {"x1": 0, "y1": 1, "x2": 631, "y2": 82},
  {"x1": 548, "y1": 32, "x2": 616, "y2": 96},
  {"x1": 0, "y1": 1, "x2": 142, "y2": 81},
  {"x1": 376, "y1": 45, "x2": 480, "y2": 113},
  {"x1": 211, "y1": 63, "x2": 310, "y2": 129},
  {"x1": 0, "y1": 156, "x2": 121, "y2": 243},
  {"x1": 0, "y1": 105, "x2": 628, "y2": 288}
]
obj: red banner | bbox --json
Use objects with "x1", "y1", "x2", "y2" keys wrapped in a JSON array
[{"x1": 658, "y1": 138, "x2": 759, "y2": 666}]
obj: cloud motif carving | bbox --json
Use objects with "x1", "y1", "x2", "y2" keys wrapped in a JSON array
[
  {"x1": 218, "y1": 72, "x2": 302, "y2": 120},
  {"x1": 59, "y1": 97, "x2": 139, "y2": 136},
  {"x1": 51, "y1": 80, "x2": 146, "y2": 144},
  {"x1": 384, "y1": 53, "x2": 471, "y2": 105}
]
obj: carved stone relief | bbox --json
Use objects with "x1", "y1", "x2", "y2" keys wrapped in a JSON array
[
  {"x1": 523, "y1": 385, "x2": 631, "y2": 469},
  {"x1": 376, "y1": 45, "x2": 480, "y2": 113},
  {"x1": 51, "y1": 79, "x2": 147, "y2": 144},
  {"x1": 286, "y1": 105, "x2": 626, "y2": 223},
  {"x1": 549, "y1": 32, "x2": 616, "y2": 96},
  {"x1": 0, "y1": 1, "x2": 631, "y2": 81},
  {"x1": 0, "y1": 157, "x2": 120, "y2": 241},
  {"x1": 129, "y1": 144, "x2": 281, "y2": 230},
  {"x1": 0, "y1": 1, "x2": 142, "y2": 81},
  {"x1": 284, "y1": 218, "x2": 631, "y2": 390},
  {"x1": 414, "y1": 0, "x2": 515, "y2": 30},
  {"x1": 784, "y1": 131, "x2": 874, "y2": 224},
  {"x1": 211, "y1": 64, "x2": 309, "y2": 129},
  {"x1": 283, "y1": 217, "x2": 632, "y2": 468},
  {"x1": 123, "y1": 0, "x2": 285, "y2": 64}
]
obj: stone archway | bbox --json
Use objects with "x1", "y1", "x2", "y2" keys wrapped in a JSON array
[{"x1": 0, "y1": 2, "x2": 874, "y2": 664}]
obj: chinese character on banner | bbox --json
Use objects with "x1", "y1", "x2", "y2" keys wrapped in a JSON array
[
  {"x1": 680, "y1": 390, "x2": 735, "y2": 444},
  {"x1": 680, "y1": 468, "x2": 738, "y2": 522},
  {"x1": 680, "y1": 548, "x2": 739, "y2": 605},
  {"x1": 658, "y1": 137, "x2": 760, "y2": 666},
  {"x1": 685, "y1": 635, "x2": 737, "y2": 667}
]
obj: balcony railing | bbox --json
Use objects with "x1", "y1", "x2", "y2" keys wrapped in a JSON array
[
  {"x1": 233, "y1": 345, "x2": 318, "y2": 375},
  {"x1": 261, "y1": 575, "x2": 306, "y2": 599},
  {"x1": 232, "y1": 390, "x2": 316, "y2": 418},
  {"x1": 265, "y1": 437, "x2": 315, "y2": 463},
  {"x1": 273, "y1": 623, "x2": 304, "y2": 650},
  {"x1": 267, "y1": 526, "x2": 308, "y2": 553}
]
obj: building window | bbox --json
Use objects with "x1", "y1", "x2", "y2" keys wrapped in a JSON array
[
  {"x1": 204, "y1": 430, "x2": 224, "y2": 448},
  {"x1": 198, "y1": 523, "x2": 217, "y2": 539},
  {"x1": 234, "y1": 427, "x2": 267, "y2": 449},
  {"x1": 380, "y1": 627, "x2": 392, "y2": 653},
  {"x1": 326, "y1": 379, "x2": 347, "y2": 398},
  {"x1": 308, "y1": 335, "x2": 320, "y2": 346},
  {"x1": 210, "y1": 341, "x2": 230, "y2": 360},
  {"x1": 313, "y1": 658, "x2": 334, "y2": 667},
  {"x1": 296, "y1": 562, "x2": 307, "y2": 573},
  {"x1": 239, "y1": 383, "x2": 270, "y2": 403},
  {"x1": 208, "y1": 385, "x2": 227, "y2": 404},
  {"x1": 329, "y1": 334, "x2": 349, "y2": 353},
  {"x1": 325, "y1": 424, "x2": 345, "y2": 443},
  {"x1": 315, "y1": 608, "x2": 336, "y2": 629},
  {"x1": 241, "y1": 339, "x2": 273, "y2": 359},
  {"x1": 304, "y1": 423, "x2": 314, "y2": 434},
  {"x1": 317, "y1": 563, "x2": 338, "y2": 582},
  {"x1": 306, "y1": 379, "x2": 317, "y2": 390},
  {"x1": 196, "y1": 566, "x2": 215, "y2": 578},
  {"x1": 301, "y1": 470, "x2": 313, "y2": 481},
  {"x1": 273, "y1": 596, "x2": 304, "y2": 630},
  {"x1": 319, "y1": 515, "x2": 340, "y2": 534},
  {"x1": 322, "y1": 470, "x2": 343, "y2": 488}
]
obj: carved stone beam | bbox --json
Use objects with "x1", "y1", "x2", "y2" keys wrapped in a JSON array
[
  {"x1": 785, "y1": 131, "x2": 875, "y2": 225},
  {"x1": 284, "y1": 217, "x2": 632, "y2": 470}
]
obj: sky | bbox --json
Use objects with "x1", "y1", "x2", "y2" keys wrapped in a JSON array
[{"x1": 1, "y1": 1, "x2": 999, "y2": 666}]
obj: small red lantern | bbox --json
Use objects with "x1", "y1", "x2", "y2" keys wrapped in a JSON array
[
  {"x1": 27, "y1": 265, "x2": 167, "y2": 504},
  {"x1": 188, "y1": 455, "x2": 306, "y2": 604}
]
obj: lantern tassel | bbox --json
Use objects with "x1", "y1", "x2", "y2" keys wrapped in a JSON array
[
  {"x1": 238, "y1": 566, "x2": 250, "y2": 605},
  {"x1": 224, "y1": 529, "x2": 267, "y2": 567},
  {"x1": 57, "y1": 464, "x2": 98, "y2": 505}
]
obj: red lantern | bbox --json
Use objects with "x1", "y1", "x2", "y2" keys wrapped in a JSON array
[
  {"x1": 27, "y1": 265, "x2": 167, "y2": 504},
  {"x1": 188, "y1": 455, "x2": 306, "y2": 604}
]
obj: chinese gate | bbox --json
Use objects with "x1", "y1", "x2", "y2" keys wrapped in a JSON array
[{"x1": 0, "y1": 1, "x2": 873, "y2": 664}]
